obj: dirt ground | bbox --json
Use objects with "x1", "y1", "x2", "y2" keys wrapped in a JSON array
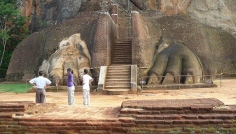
[{"x1": 0, "y1": 79, "x2": 236, "y2": 107}]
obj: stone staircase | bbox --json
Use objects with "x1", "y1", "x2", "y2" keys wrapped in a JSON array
[
  {"x1": 103, "y1": 7, "x2": 133, "y2": 95},
  {"x1": 112, "y1": 7, "x2": 132, "y2": 65},
  {"x1": 104, "y1": 65, "x2": 131, "y2": 95},
  {"x1": 112, "y1": 41, "x2": 132, "y2": 64}
]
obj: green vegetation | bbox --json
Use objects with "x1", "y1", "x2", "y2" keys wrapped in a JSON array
[
  {"x1": 0, "y1": 0, "x2": 29, "y2": 78},
  {"x1": 0, "y1": 83, "x2": 32, "y2": 93}
]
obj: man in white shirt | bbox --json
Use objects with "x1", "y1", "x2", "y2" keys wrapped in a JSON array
[
  {"x1": 29, "y1": 71, "x2": 52, "y2": 103},
  {"x1": 82, "y1": 69, "x2": 93, "y2": 106}
]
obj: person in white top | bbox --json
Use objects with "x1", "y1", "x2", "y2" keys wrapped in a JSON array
[
  {"x1": 29, "y1": 71, "x2": 51, "y2": 103},
  {"x1": 82, "y1": 69, "x2": 93, "y2": 106}
]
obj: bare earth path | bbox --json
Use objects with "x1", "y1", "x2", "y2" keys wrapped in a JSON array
[{"x1": 0, "y1": 79, "x2": 236, "y2": 106}]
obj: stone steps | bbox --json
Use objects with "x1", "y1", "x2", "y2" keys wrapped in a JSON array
[
  {"x1": 1, "y1": 99, "x2": 236, "y2": 133},
  {"x1": 107, "y1": 73, "x2": 131, "y2": 77},
  {"x1": 112, "y1": 40, "x2": 132, "y2": 64},
  {"x1": 104, "y1": 65, "x2": 131, "y2": 95},
  {"x1": 106, "y1": 82, "x2": 130, "y2": 86},
  {"x1": 112, "y1": 61, "x2": 132, "y2": 64},
  {"x1": 113, "y1": 54, "x2": 132, "y2": 57},
  {"x1": 105, "y1": 86, "x2": 131, "y2": 89},
  {"x1": 117, "y1": 98, "x2": 236, "y2": 133},
  {"x1": 106, "y1": 79, "x2": 130, "y2": 82},
  {"x1": 106, "y1": 89, "x2": 129, "y2": 95},
  {"x1": 0, "y1": 102, "x2": 29, "y2": 113}
]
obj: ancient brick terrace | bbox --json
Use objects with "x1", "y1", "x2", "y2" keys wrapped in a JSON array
[{"x1": 1, "y1": 98, "x2": 236, "y2": 133}]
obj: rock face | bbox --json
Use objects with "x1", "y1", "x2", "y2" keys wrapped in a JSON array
[
  {"x1": 6, "y1": 12, "x2": 99, "y2": 81},
  {"x1": 19, "y1": 0, "x2": 236, "y2": 38},
  {"x1": 18, "y1": 0, "x2": 86, "y2": 32},
  {"x1": 40, "y1": 33, "x2": 91, "y2": 85},
  {"x1": 7, "y1": 0, "x2": 236, "y2": 84},
  {"x1": 188, "y1": 0, "x2": 236, "y2": 38},
  {"x1": 131, "y1": 0, "x2": 236, "y2": 38},
  {"x1": 158, "y1": 0, "x2": 236, "y2": 38},
  {"x1": 148, "y1": 36, "x2": 203, "y2": 84}
]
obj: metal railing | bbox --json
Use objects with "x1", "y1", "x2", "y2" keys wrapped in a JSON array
[
  {"x1": 25, "y1": 76, "x2": 98, "y2": 93},
  {"x1": 139, "y1": 74, "x2": 223, "y2": 89}
]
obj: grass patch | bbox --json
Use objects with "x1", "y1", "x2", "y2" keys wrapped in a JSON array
[{"x1": 0, "y1": 83, "x2": 32, "y2": 93}]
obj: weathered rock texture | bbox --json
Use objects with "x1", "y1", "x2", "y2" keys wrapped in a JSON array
[
  {"x1": 136, "y1": 13, "x2": 236, "y2": 83},
  {"x1": 18, "y1": 0, "x2": 87, "y2": 32},
  {"x1": 149, "y1": 36, "x2": 203, "y2": 84},
  {"x1": 7, "y1": 12, "x2": 99, "y2": 81},
  {"x1": 7, "y1": 0, "x2": 236, "y2": 83},
  {"x1": 187, "y1": 0, "x2": 236, "y2": 38},
  {"x1": 39, "y1": 33, "x2": 91, "y2": 85}
]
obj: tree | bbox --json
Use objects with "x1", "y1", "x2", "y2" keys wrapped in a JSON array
[{"x1": 0, "y1": 1, "x2": 28, "y2": 77}]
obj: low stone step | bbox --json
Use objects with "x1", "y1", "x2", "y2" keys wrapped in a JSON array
[
  {"x1": 113, "y1": 57, "x2": 132, "y2": 60},
  {"x1": 0, "y1": 104, "x2": 25, "y2": 108},
  {"x1": 107, "y1": 68, "x2": 130, "y2": 72},
  {"x1": 0, "y1": 101, "x2": 33, "y2": 103},
  {"x1": 107, "y1": 72, "x2": 130, "y2": 75},
  {"x1": 114, "y1": 46, "x2": 131, "y2": 48},
  {"x1": 105, "y1": 82, "x2": 130, "y2": 87},
  {"x1": 105, "y1": 86, "x2": 131, "y2": 89},
  {"x1": 112, "y1": 48, "x2": 132, "y2": 52},
  {"x1": 107, "y1": 67, "x2": 131, "y2": 72},
  {"x1": 133, "y1": 119, "x2": 234, "y2": 126},
  {"x1": 108, "y1": 65, "x2": 131, "y2": 67},
  {"x1": 112, "y1": 51, "x2": 132, "y2": 56},
  {"x1": 107, "y1": 69, "x2": 130, "y2": 73},
  {"x1": 116, "y1": 40, "x2": 132, "y2": 43},
  {"x1": 113, "y1": 51, "x2": 131, "y2": 53},
  {"x1": 105, "y1": 89, "x2": 129, "y2": 95},
  {"x1": 113, "y1": 54, "x2": 132, "y2": 57},
  {"x1": 0, "y1": 113, "x2": 14, "y2": 118},
  {"x1": 0, "y1": 108, "x2": 25, "y2": 112},
  {"x1": 108, "y1": 65, "x2": 131, "y2": 69},
  {"x1": 112, "y1": 59, "x2": 132, "y2": 61},
  {"x1": 106, "y1": 75, "x2": 131, "y2": 79},
  {"x1": 133, "y1": 114, "x2": 236, "y2": 120},
  {"x1": 114, "y1": 45, "x2": 131, "y2": 47},
  {"x1": 106, "y1": 79, "x2": 130, "y2": 82},
  {"x1": 112, "y1": 59, "x2": 132, "y2": 62},
  {"x1": 112, "y1": 61, "x2": 132, "y2": 64}
]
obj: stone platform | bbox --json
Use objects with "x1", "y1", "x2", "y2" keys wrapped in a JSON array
[{"x1": 1, "y1": 99, "x2": 236, "y2": 133}]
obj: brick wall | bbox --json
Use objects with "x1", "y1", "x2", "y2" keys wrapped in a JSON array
[
  {"x1": 92, "y1": 12, "x2": 117, "y2": 67},
  {"x1": 1, "y1": 99, "x2": 236, "y2": 133}
]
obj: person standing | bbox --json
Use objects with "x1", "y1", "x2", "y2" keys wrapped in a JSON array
[
  {"x1": 29, "y1": 70, "x2": 51, "y2": 103},
  {"x1": 65, "y1": 68, "x2": 75, "y2": 105},
  {"x1": 82, "y1": 69, "x2": 93, "y2": 106}
]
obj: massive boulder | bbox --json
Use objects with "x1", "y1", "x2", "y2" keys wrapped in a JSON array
[
  {"x1": 7, "y1": 0, "x2": 236, "y2": 85},
  {"x1": 39, "y1": 33, "x2": 91, "y2": 85},
  {"x1": 19, "y1": 0, "x2": 86, "y2": 32},
  {"x1": 6, "y1": 12, "x2": 99, "y2": 81}
]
